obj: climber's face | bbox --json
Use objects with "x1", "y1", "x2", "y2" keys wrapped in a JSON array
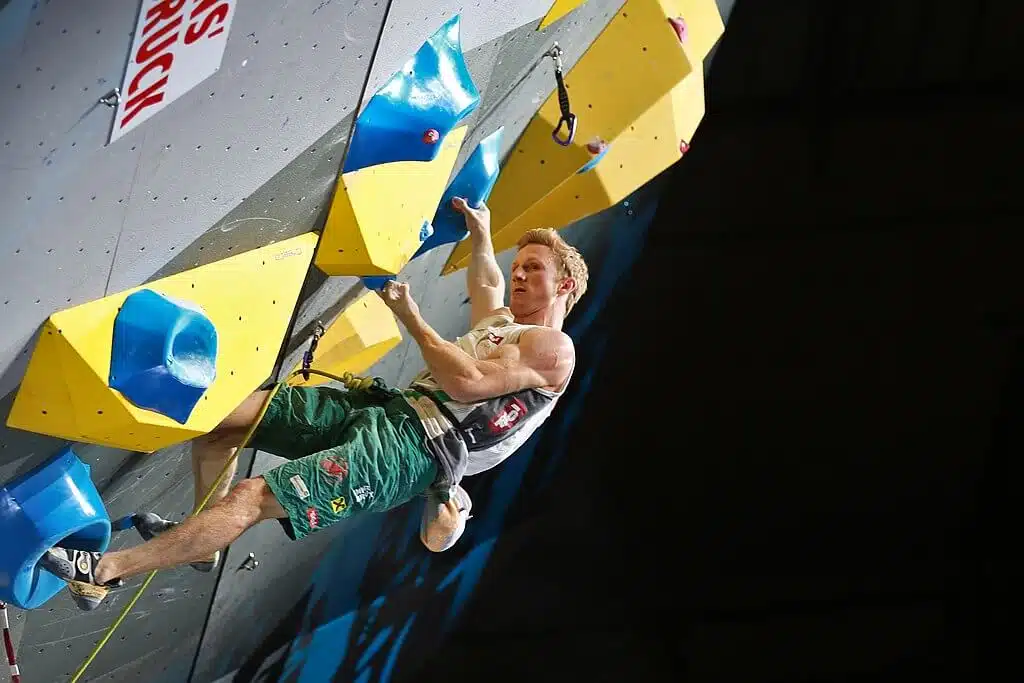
[{"x1": 508, "y1": 244, "x2": 568, "y2": 317}]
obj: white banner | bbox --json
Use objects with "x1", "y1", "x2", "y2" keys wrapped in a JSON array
[{"x1": 109, "y1": 0, "x2": 236, "y2": 143}]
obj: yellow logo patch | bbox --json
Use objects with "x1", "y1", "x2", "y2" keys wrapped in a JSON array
[{"x1": 330, "y1": 496, "x2": 347, "y2": 514}]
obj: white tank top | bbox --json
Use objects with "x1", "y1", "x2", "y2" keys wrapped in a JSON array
[{"x1": 403, "y1": 310, "x2": 574, "y2": 477}]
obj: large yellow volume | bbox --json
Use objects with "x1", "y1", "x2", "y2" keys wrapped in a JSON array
[
  {"x1": 485, "y1": 58, "x2": 706, "y2": 253},
  {"x1": 443, "y1": 0, "x2": 724, "y2": 274},
  {"x1": 287, "y1": 290, "x2": 402, "y2": 387},
  {"x1": 6, "y1": 233, "x2": 318, "y2": 452},
  {"x1": 315, "y1": 126, "x2": 468, "y2": 276}
]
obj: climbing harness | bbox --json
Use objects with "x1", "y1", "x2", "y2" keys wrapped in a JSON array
[
  {"x1": 546, "y1": 43, "x2": 577, "y2": 146},
  {"x1": 301, "y1": 321, "x2": 327, "y2": 381},
  {"x1": 69, "y1": 367, "x2": 385, "y2": 682}
]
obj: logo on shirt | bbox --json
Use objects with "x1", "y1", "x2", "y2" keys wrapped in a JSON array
[
  {"x1": 489, "y1": 397, "x2": 527, "y2": 433},
  {"x1": 485, "y1": 331, "x2": 505, "y2": 345}
]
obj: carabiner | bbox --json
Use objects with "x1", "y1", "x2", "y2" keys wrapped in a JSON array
[{"x1": 552, "y1": 112, "x2": 577, "y2": 146}]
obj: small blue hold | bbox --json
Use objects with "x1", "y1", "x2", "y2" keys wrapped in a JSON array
[
  {"x1": 577, "y1": 143, "x2": 612, "y2": 174},
  {"x1": 413, "y1": 126, "x2": 505, "y2": 260},
  {"x1": 108, "y1": 289, "x2": 218, "y2": 424},
  {"x1": 362, "y1": 274, "x2": 397, "y2": 291},
  {"x1": 343, "y1": 15, "x2": 481, "y2": 173}
]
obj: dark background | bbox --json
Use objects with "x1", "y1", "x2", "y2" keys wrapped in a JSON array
[{"x1": 419, "y1": 1, "x2": 1021, "y2": 680}]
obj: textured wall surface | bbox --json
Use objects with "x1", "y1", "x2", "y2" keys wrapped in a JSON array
[{"x1": 0, "y1": 0, "x2": 653, "y2": 680}]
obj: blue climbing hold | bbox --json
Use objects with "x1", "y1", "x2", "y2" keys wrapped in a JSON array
[
  {"x1": 109, "y1": 288, "x2": 218, "y2": 424},
  {"x1": 414, "y1": 126, "x2": 505, "y2": 260},
  {"x1": 361, "y1": 275, "x2": 396, "y2": 291},
  {"x1": 577, "y1": 143, "x2": 612, "y2": 174},
  {"x1": 0, "y1": 447, "x2": 111, "y2": 609},
  {"x1": 343, "y1": 15, "x2": 480, "y2": 173}
]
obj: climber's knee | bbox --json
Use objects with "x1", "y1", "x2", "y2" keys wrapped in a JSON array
[{"x1": 221, "y1": 478, "x2": 287, "y2": 528}]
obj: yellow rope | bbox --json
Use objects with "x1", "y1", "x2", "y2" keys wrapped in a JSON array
[{"x1": 69, "y1": 368, "x2": 375, "y2": 682}]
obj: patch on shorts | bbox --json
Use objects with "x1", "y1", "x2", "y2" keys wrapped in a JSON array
[
  {"x1": 353, "y1": 485, "x2": 375, "y2": 505},
  {"x1": 289, "y1": 475, "x2": 311, "y2": 500},
  {"x1": 320, "y1": 455, "x2": 349, "y2": 482},
  {"x1": 330, "y1": 496, "x2": 347, "y2": 514},
  {"x1": 306, "y1": 507, "x2": 320, "y2": 529}
]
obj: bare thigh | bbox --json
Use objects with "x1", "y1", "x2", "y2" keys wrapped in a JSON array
[{"x1": 204, "y1": 389, "x2": 273, "y2": 446}]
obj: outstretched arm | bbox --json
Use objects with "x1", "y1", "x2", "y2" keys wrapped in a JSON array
[
  {"x1": 452, "y1": 198, "x2": 506, "y2": 326},
  {"x1": 378, "y1": 281, "x2": 574, "y2": 403}
]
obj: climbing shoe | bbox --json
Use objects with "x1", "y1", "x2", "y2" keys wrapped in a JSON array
[
  {"x1": 132, "y1": 512, "x2": 221, "y2": 572},
  {"x1": 38, "y1": 548, "x2": 123, "y2": 611}
]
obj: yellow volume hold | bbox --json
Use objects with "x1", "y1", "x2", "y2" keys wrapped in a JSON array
[
  {"x1": 486, "y1": 56, "x2": 706, "y2": 254},
  {"x1": 288, "y1": 290, "x2": 402, "y2": 387},
  {"x1": 6, "y1": 233, "x2": 318, "y2": 452},
  {"x1": 315, "y1": 126, "x2": 468, "y2": 277}
]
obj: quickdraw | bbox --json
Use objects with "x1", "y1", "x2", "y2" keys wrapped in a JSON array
[
  {"x1": 546, "y1": 44, "x2": 577, "y2": 146},
  {"x1": 301, "y1": 321, "x2": 327, "y2": 381}
]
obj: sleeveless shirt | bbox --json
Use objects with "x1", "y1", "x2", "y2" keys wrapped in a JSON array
[{"x1": 402, "y1": 310, "x2": 574, "y2": 483}]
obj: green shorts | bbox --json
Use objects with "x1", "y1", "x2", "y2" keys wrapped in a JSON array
[{"x1": 252, "y1": 384, "x2": 438, "y2": 540}]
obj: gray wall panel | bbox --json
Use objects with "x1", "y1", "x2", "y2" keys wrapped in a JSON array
[
  {"x1": 106, "y1": 0, "x2": 388, "y2": 292},
  {"x1": 0, "y1": 0, "x2": 144, "y2": 398}
]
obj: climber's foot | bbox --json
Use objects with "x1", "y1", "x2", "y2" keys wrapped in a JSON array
[
  {"x1": 38, "y1": 547, "x2": 123, "y2": 611},
  {"x1": 132, "y1": 513, "x2": 221, "y2": 572}
]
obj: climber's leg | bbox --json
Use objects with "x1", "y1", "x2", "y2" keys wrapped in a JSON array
[
  {"x1": 41, "y1": 478, "x2": 285, "y2": 610},
  {"x1": 44, "y1": 385, "x2": 439, "y2": 610},
  {"x1": 193, "y1": 389, "x2": 273, "y2": 510},
  {"x1": 132, "y1": 389, "x2": 273, "y2": 572},
  {"x1": 99, "y1": 478, "x2": 285, "y2": 583}
]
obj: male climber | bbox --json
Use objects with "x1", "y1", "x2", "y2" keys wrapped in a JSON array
[{"x1": 41, "y1": 197, "x2": 589, "y2": 610}]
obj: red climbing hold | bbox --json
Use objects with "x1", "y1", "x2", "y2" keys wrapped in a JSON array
[
  {"x1": 668, "y1": 17, "x2": 688, "y2": 44},
  {"x1": 679, "y1": 139, "x2": 690, "y2": 155},
  {"x1": 423, "y1": 129, "x2": 441, "y2": 144}
]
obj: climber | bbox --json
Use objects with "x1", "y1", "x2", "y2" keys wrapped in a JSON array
[{"x1": 41, "y1": 197, "x2": 590, "y2": 611}]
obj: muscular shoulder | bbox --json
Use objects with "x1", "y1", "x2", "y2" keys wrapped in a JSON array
[{"x1": 517, "y1": 328, "x2": 575, "y2": 385}]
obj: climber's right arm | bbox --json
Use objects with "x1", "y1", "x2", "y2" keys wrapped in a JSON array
[{"x1": 452, "y1": 197, "x2": 506, "y2": 326}]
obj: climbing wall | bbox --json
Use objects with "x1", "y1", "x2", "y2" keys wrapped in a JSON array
[
  {"x1": 0, "y1": 0, "x2": 725, "y2": 680},
  {"x1": 192, "y1": 3, "x2": 633, "y2": 681}
]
